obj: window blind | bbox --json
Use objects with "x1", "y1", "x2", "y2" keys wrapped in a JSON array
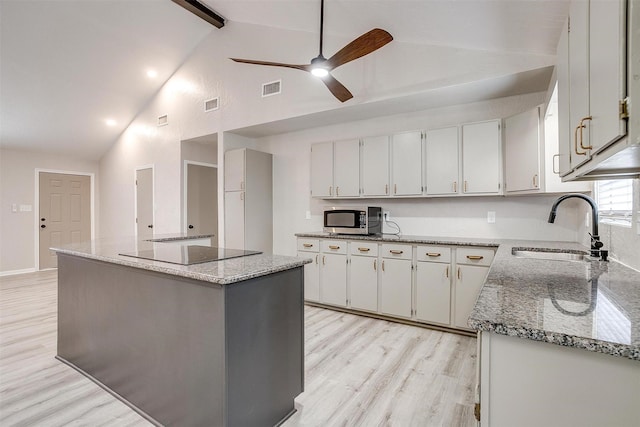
[{"x1": 596, "y1": 179, "x2": 633, "y2": 226}]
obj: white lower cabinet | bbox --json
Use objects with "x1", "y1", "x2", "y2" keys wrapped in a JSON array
[
  {"x1": 320, "y1": 241, "x2": 348, "y2": 307},
  {"x1": 415, "y1": 246, "x2": 452, "y2": 325},
  {"x1": 349, "y1": 242, "x2": 379, "y2": 312},
  {"x1": 298, "y1": 251, "x2": 320, "y2": 302},
  {"x1": 380, "y1": 244, "x2": 413, "y2": 318},
  {"x1": 453, "y1": 264, "x2": 490, "y2": 330}
]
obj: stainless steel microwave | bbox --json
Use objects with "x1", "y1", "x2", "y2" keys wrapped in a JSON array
[{"x1": 323, "y1": 207, "x2": 382, "y2": 235}]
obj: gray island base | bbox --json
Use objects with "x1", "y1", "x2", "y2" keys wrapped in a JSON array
[{"x1": 56, "y1": 253, "x2": 304, "y2": 427}]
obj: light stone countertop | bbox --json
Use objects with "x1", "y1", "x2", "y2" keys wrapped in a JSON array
[
  {"x1": 52, "y1": 234, "x2": 310, "y2": 285},
  {"x1": 296, "y1": 232, "x2": 640, "y2": 361}
]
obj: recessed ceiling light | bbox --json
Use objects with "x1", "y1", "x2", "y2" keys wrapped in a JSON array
[
  {"x1": 105, "y1": 119, "x2": 117, "y2": 127},
  {"x1": 146, "y1": 69, "x2": 158, "y2": 78}
]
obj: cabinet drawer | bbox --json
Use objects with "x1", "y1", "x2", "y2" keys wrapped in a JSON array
[
  {"x1": 381, "y1": 243, "x2": 412, "y2": 260},
  {"x1": 416, "y1": 246, "x2": 451, "y2": 263},
  {"x1": 350, "y1": 241, "x2": 379, "y2": 257},
  {"x1": 321, "y1": 240, "x2": 348, "y2": 254},
  {"x1": 456, "y1": 247, "x2": 495, "y2": 266},
  {"x1": 297, "y1": 239, "x2": 320, "y2": 252}
]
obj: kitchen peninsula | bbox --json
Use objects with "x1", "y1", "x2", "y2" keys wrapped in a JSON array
[{"x1": 53, "y1": 236, "x2": 309, "y2": 427}]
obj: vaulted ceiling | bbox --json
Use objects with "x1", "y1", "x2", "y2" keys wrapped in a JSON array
[{"x1": 0, "y1": 0, "x2": 570, "y2": 160}]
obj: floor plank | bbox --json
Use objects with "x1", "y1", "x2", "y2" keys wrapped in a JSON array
[{"x1": 0, "y1": 270, "x2": 476, "y2": 426}]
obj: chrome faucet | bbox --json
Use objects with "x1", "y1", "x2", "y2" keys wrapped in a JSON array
[{"x1": 548, "y1": 193, "x2": 604, "y2": 258}]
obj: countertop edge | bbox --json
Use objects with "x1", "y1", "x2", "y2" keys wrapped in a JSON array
[{"x1": 295, "y1": 232, "x2": 500, "y2": 247}]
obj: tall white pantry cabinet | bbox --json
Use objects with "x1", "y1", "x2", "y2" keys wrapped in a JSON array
[{"x1": 224, "y1": 148, "x2": 273, "y2": 253}]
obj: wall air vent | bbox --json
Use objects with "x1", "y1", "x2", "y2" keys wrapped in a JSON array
[
  {"x1": 204, "y1": 98, "x2": 219, "y2": 112},
  {"x1": 262, "y1": 80, "x2": 281, "y2": 97},
  {"x1": 157, "y1": 114, "x2": 168, "y2": 127}
]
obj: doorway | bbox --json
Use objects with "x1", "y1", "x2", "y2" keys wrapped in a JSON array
[
  {"x1": 135, "y1": 166, "x2": 154, "y2": 239},
  {"x1": 38, "y1": 172, "x2": 92, "y2": 269},
  {"x1": 184, "y1": 162, "x2": 218, "y2": 242}
]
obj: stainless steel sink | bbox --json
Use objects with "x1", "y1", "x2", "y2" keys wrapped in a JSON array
[{"x1": 511, "y1": 247, "x2": 588, "y2": 262}]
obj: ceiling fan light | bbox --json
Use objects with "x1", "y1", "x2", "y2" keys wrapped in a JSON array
[{"x1": 311, "y1": 67, "x2": 329, "y2": 77}]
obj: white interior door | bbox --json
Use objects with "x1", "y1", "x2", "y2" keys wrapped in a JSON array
[
  {"x1": 186, "y1": 163, "x2": 217, "y2": 241},
  {"x1": 136, "y1": 167, "x2": 154, "y2": 239},
  {"x1": 39, "y1": 172, "x2": 91, "y2": 269}
]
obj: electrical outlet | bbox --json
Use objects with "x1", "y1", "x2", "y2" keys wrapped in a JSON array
[
  {"x1": 487, "y1": 211, "x2": 496, "y2": 223},
  {"x1": 305, "y1": 210, "x2": 311, "y2": 220},
  {"x1": 384, "y1": 211, "x2": 390, "y2": 220}
]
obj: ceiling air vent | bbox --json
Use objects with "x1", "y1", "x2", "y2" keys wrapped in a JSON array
[
  {"x1": 157, "y1": 114, "x2": 168, "y2": 127},
  {"x1": 204, "y1": 97, "x2": 219, "y2": 112},
  {"x1": 262, "y1": 80, "x2": 281, "y2": 97}
]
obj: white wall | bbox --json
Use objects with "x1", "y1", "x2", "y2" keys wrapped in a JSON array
[
  {"x1": 599, "y1": 179, "x2": 640, "y2": 271},
  {"x1": 261, "y1": 93, "x2": 587, "y2": 256},
  {"x1": 0, "y1": 148, "x2": 99, "y2": 274}
]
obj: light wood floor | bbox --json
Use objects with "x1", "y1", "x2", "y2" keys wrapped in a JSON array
[{"x1": 0, "y1": 270, "x2": 477, "y2": 427}]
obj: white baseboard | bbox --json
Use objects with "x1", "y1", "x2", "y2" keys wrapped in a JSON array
[{"x1": 0, "y1": 268, "x2": 37, "y2": 277}]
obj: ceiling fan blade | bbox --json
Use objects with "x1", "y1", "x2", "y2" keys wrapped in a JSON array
[
  {"x1": 326, "y1": 28, "x2": 393, "y2": 70},
  {"x1": 230, "y1": 58, "x2": 311, "y2": 72},
  {"x1": 321, "y1": 74, "x2": 353, "y2": 102}
]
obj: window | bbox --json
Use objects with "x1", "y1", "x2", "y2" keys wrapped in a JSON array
[{"x1": 596, "y1": 179, "x2": 633, "y2": 226}]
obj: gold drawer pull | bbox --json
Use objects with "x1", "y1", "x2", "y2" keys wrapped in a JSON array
[
  {"x1": 329, "y1": 245, "x2": 340, "y2": 250},
  {"x1": 390, "y1": 250, "x2": 404, "y2": 255},
  {"x1": 466, "y1": 255, "x2": 484, "y2": 260},
  {"x1": 426, "y1": 252, "x2": 441, "y2": 257},
  {"x1": 303, "y1": 243, "x2": 313, "y2": 248},
  {"x1": 358, "y1": 247, "x2": 370, "y2": 252}
]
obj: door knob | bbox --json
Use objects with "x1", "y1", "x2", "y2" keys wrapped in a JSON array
[
  {"x1": 148, "y1": 225, "x2": 153, "y2": 229},
  {"x1": 188, "y1": 225, "x2": 194, "y2": 229},
  {"x1": 40, "y1": 224, "x2": 46, "y2": 228}
]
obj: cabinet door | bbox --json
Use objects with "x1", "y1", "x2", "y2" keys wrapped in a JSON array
[
  {"x1": 380, "y1": 258, "x2": 412, "y2": 318},
  {"x1": 425, "y1": 127, "x2": 460, "y2": 195},
  {"x1": 224, "y1": 191, "x2": 245, "y2": 250},
  {"x1": 361, "y1": 136, "x2": 390, "y2": 196},
  {"x1": 334, "y1": 139, "x2": 360, "y2": 197},
  {"x1": 462, "y1": 121, "x2": 501, "y2": 194},
  {"x1": 391, "y1": 131, "x2": 422, "y2": 196},
  {"x1": 311, "y1": 142, "x2": 334, "y2": 198},
  {"x1": 320, "y1": 253, "x2": 347, "y2": 307},
  {"x1": 588, "y1": 0, "x2": 627, "y2": 154},
  {"x1": 454, "y1": 264, "x2": 489, "y2": 330},
  {"x1": 504, "y1": 108, "x2": 540, "y2": 192},
  {"x1": 569, "y1": 0, "x2": 591, "y2": 169},
  {"x1": 298, "y1": 251, "x2": 320, "y2": 302},
  {"x1": 416, "y1": 262, "x2": 451, "y2": 325},
  {"x1": 224, "y1": 149, "x2": 245, "y2": 191},
  {"x1": 556, "y1": 19, "x2": 573, "y2": 176},
  {"x1": 349, "y1": 255, "x2": 378, "y2": 312}
]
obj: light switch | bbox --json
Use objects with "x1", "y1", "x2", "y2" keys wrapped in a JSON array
[
  {"x1": 305, "y1": 210, "x2": 311, "y2": 220},
  {"x1": 19, "y1": 204, "x2": 32, "y2": 212},
  {"x1": 487, "y1": 211, "x2": 496, "y2": 223}
]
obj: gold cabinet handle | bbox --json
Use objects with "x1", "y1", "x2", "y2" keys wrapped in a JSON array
[
  {"x1": 382, "y1": 260, "x2": 385, "y2": 272},
  {"x1": 445, "y1": 266, "x2": 449, "y2": 278},
  {"x1": 426, "y1": 252, "x2": 441, "y2": 257},
  {"x1": 389, "y1": 250, "x2": 404, "y2": 255},
  {"x1": 336, "y1": 186, "x2": 340, "y2": 196},
  {"x1": 328, "y1": 245, "x2": 340, "y2": 250},
  {"x1": 453, "y1": 181, "x2": 457, "y2": 193},
  {"x1": 315, "y1": 254, "x2": 319, "y2": 264},
  {"x1": 322, "y1": 255, "x2": 326, "y2": 265},
  {"x1": 385, "y1": 184, "x2": 389, "y2": 194},
  {"x1": 240, "y1": 181, "x2": 244, "y2": 190},
  {"x1": 466, "y1": 255, "x2": 484, "y2": 260},
  {"x1": 394, "y1": 184, "x2": 397, "y2": 194},
  {"x1": 532, "y1": 174, "x2": 538, "y2": 188},
  {"x1": 240, "y1": 192, "x2": 244, "y2": 200},
  {"x1": 552, "y1": 154, "x2": 560, "y2": 174},
  {"x1": 464, "y1": 181, "x2": 468, "y2": 192},
  {"x1": 575, "y1": 124, "x2": 587, "y2": 156},
  {"x1": 373, "y1": 259, "x2": 377, "y2": 271},
  {"x1": 329, "y1": 186, "x2": 333, "y2": 196},
  {"x1": 303, "y1": 243, "x2": 313, "y2": 248},
  {"x1": 358, "y1": 247, "x2": 370, "y2": 252},
  {"x1": 457, "y1": 267, "x2": 461, "y2": 280},
  {"x1": 579, "y1": 116, "x2": 593, "y2": 150}
]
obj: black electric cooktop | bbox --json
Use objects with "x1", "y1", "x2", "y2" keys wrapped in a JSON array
[{"x1": 119, "y1": 245, "x2": 261, "y2": 265}]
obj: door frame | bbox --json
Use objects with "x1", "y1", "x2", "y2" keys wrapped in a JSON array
[
  {"x1": 134, "y1": 165, "x2": 155, "y2": 238},
  {"x1": 34, "y1": 168, "x2": 95, "y2": 270},
  {"x1": 182, "y1": 160, "x2": 217, "y2": 234}
]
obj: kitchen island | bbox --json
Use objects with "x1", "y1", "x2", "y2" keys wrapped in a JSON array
[{"x1": 53, "y1": 236, "x2": 310, "y2": 427}]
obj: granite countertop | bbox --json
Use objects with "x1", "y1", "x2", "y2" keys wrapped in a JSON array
[
  {"x1": 296, "y1": 232, "x2": 640, "y2": 361},
  {"x1": 52, "y1": 235, "x2": 310, "y2": 285}
]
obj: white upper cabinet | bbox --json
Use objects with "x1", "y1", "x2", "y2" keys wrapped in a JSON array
[
  {"x1": 557, "y1": 18, "x2": 573, "y2": 176},
  {"x1": 425, "y1": 126, "x2": 460, "y2": 195},
  {"x1": 504, "y1": 108, "x2": 541, "y2": 193},
  {"x1": 224, "y1": 149, "x2": 245, "y2": 191},
  {"x1": 391, "y1": 131, "x2": 423, "y2": 196},
  {"x1": 310, "y1": 142, "x2": 334, "y2": 198},
  {"x1": 461, "y1": 120, "x2": 502, "y2": 195},
  {"x1": 334, "y1": 139, "x2": 360, "y2": 197},
  {"x1": 361, "y1": 135, "x2": 390, "y2": 197}
]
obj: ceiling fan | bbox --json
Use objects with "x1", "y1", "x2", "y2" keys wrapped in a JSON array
[{"x1": 230, "y1": 0, "x2": 393, "y2": 102}]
